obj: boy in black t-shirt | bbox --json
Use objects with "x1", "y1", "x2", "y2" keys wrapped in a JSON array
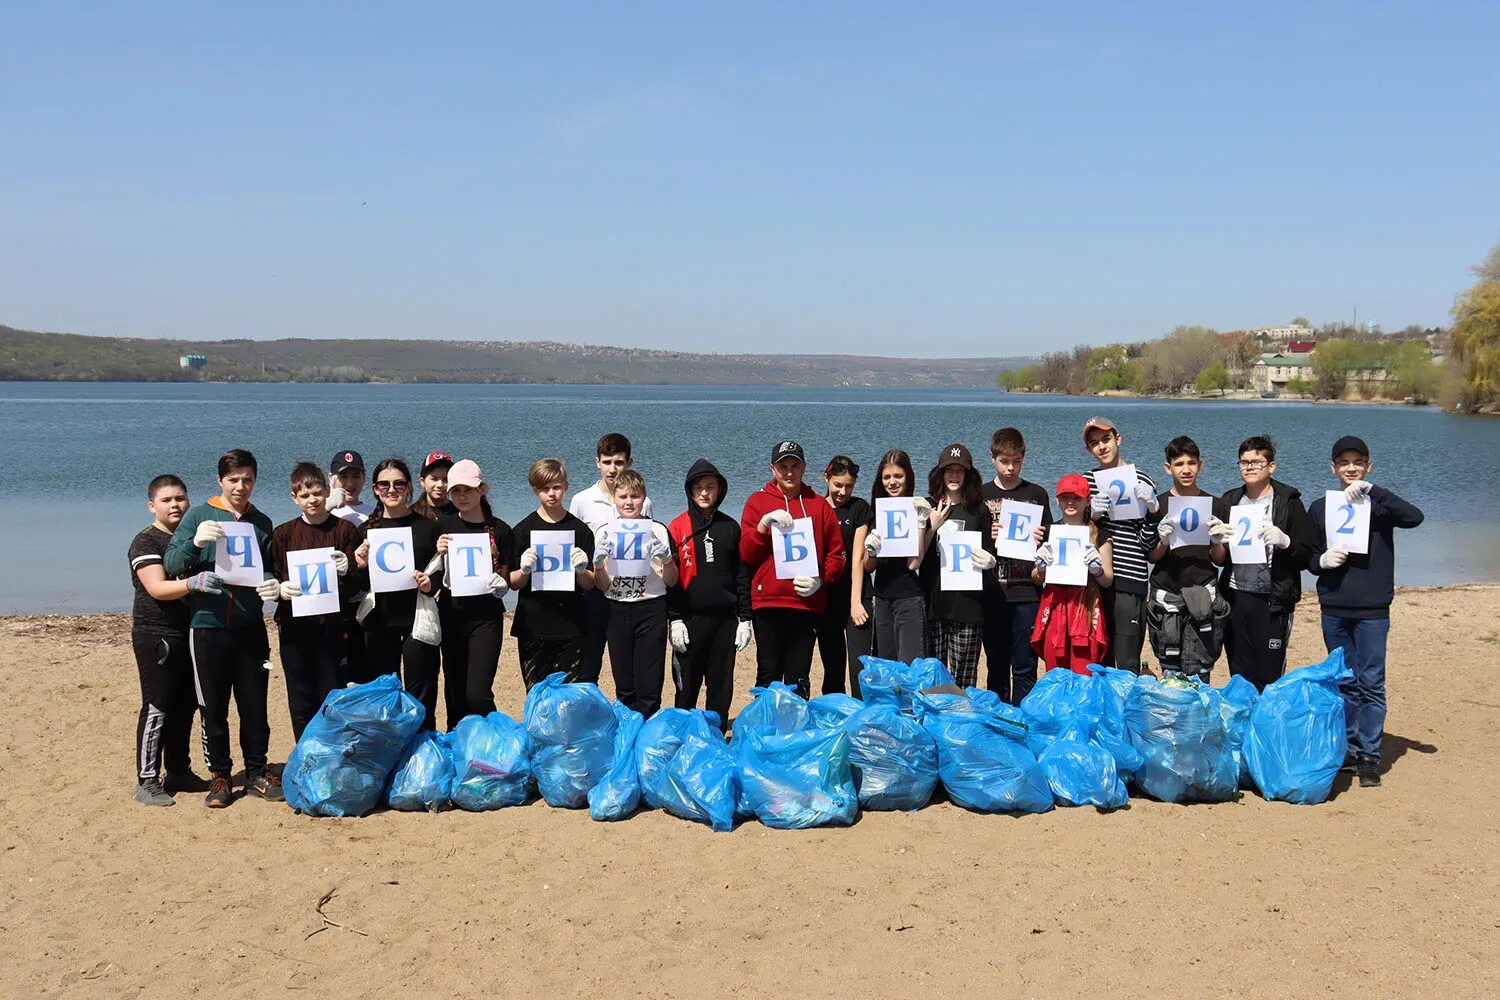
[
  {"x1": 128, "y1": 474, "x2": 218, "y2": 805},
  {"x1": 508, "y1": 458, "x2": 597, "y2": 689},
  {"x1": 979, "y1": 427, "x2": 1053, "y2": 704},
  {"x1": 1144, "y1": 436, "x2": 1231, "y2": 680}
]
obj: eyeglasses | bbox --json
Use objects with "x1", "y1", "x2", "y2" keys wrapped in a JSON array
[
  {"x1": 826, "y1": 460, "x2": 860, "y2": 476},
  {"x1": 373, "y1": 480, "x2": 409, "y2": 493},
  {"x1": 1238, "y1": 460, "x2": 1269, "y2": 470}
]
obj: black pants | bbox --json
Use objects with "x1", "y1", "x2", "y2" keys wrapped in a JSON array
[
  {"x1": 1101, "y1": 588, "x2": 1146, "y2": 673},
  {"x1": 340, "y1": 604, "x2": 373, "y2": 685},
  {"x1": 277, "y1": 620, "x2": 346, "y2": 742},
  {"x1": 365, "y1": 625, "x2": 443, "y2": 732},
  {"x1": 673, "y1": 612, "x2": 737, "y2": 728},
  {"x1": 441, "y1": 614, "x2": 503, "y2": 728},
  {"x1": 1226, "y1": 590, "x2": 1293, "y2": 692},
  {"x1": 608, "y1": 598, "x2": 668, "y2": 718},
  {"x1": 816, "y1": 585, "x2": 872, "y2": 697},
  {"x1": 189, "y1": 625, "x2": 271, "y2": 780},
  {"x1": 753, "y1": 607, "x2": 819, "y2": 699},
  {"x1": 579, "y1": 589, "x2": 611, "y2": 685},
  {"x1": 132, "y1": 631, "x2": 196, "y2": 782},
  {"x1": 517, "y1": 636, "x2": 585, "y2": 690},
  {"x1": 982, "y1": 599, "x2": 1040, "y2": 705}
]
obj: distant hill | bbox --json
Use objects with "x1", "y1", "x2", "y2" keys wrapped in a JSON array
[{"x1": 0, "y1": 325, "x2": 1031, "y2": 387}]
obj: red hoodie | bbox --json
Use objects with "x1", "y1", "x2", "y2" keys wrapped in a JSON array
[{"x1": 739, "y1": 481, "x2": 846, "y2": 613}]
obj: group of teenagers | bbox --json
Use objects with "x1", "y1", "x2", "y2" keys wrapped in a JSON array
[{"x1": 126, "y1": 418, "x2": 1421, "y2": 808}]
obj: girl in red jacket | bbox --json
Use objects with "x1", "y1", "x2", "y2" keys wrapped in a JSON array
[
  {"x1": 739, "y1": 440, "x2": 847, "y2": 699},
  {"x1": 1030, "y1": 474, "x2": 1113, "y2": 675}
]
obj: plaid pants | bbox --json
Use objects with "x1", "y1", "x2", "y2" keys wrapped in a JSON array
[{"x1": 926, "y1": 618, "x2": 983, "y2": 688}]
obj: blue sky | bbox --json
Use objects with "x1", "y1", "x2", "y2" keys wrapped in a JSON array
[{"x1": 3, "y1": 2, "x2": 1497, "y2": 356}]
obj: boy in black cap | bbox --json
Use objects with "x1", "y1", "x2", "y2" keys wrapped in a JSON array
[
  {"x1": 326, "y1": 449, "x2": 374, "y2": 525},
  {"x1": 1308, "y1": 435, "x2": 1424, "y2": 788}
]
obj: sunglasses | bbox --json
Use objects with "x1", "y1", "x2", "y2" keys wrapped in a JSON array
[
  {"x1": 826, "y1": 460, "x2": 860, "y2": 476},
  {"x1": 373, "y1": 479, "x2": 409, "y2": 493}
]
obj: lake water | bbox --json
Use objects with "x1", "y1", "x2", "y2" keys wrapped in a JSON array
[{"x1": 1, "y1": 382, "x2": 1493, "y2": 613}]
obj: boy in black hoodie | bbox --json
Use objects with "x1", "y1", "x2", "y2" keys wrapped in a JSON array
[
  {"x1": 667, "y1": 459, "x2": 752, "y2": 729},
  {"x1": 1218, "y1": 435, "x2": 1313, "y2": 691},
  {"x1": 1308, "y1": 435, "x2": 1424, "y2": 788}
]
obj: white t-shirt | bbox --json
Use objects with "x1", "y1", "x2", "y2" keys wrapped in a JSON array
[
  {"x1": 568, "y1": 483, "x2": 654, "y2": 534},
  {"x1": 331, "y1": 501, "x2": 375, "y2": 526},
  {"x1": 593, "y1": 520, "x2": 671, "y2": 602}
]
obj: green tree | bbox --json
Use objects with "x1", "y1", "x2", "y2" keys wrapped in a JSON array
[
  {"x1": 1310, "y1": 339, "x2": 1354, "y2": 399},
  {"x1": 1451, "y1": 254, "x2": 1500, "y2": 410},
  {"x1": 1291, "y1": 316, "x2": 1311, "y2": 328},
  {"x1": 1284, "y1": 377, "x2": 1312, "y2": 397},
  {"x1": 1194, "y1": 361, "x2": 1228, "y2": 395}
]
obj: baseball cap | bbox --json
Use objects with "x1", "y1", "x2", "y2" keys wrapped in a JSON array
[
  {"x1": 1082, "y1": 416, "x2": 1116, "y2": 440},
  {"x1": 771, "y1": 440, "x2": 805, "y2": 464},
  {"x1": 936, "y1": 443, "x2": 974, "y2": 470},
  {"x1": 422, "y1": 451, "x2": 455, "y2": 474},
  {"x1": 1056, "y1": 473, "x2": 1091, "y2": 498},
  {"x1": 1330, "y1": 435, "x2": 1370, "y2": 460},
  {"x1": 330, "y1": 450, "x2": 364, "y2": 474},
  {"x1": 447, "y1": 459, "x2": 484, "y2": 489}
]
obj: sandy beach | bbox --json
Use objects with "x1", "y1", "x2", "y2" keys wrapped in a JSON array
[{"x1": 3, "y1": 586, "x2": 1497, "y2": 998}]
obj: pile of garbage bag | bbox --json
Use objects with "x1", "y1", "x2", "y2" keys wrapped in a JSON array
[{"x1": 285, "y1": 674, "x2": 425, "y2": 817}]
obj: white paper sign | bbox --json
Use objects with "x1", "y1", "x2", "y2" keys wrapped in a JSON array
[
  {"x1": 366, "y1": 526, "x2": 417, "y2": 593},
  {"x1": 286, "y1": 547, "x2": 341, "y2": 617},
  {"x1": 1165, "y1": 495, "x2": 1214, "y2": 549},
  {"x1": 993, "y1": 500, "x2": 1044, "y2": 562},
  {"x1": 1324, "y1": 491, "x2": 1371, "y2": 556},
  {"x1": 874, "y1": 498, "x2": 920, "y2": 558},
  {"x1": 1228, "y1": 503, "x2": 1268, "y2": 565},
  {"x1": 605, "y1": 518, "x2": 653, "y2": 577},
  {"x1": 531, "y1": 530, "x2": 577, "y2": 592},
  {"x1": 447, "y1": 533, "x2": 495, "y2": 598},
  {"x1": 1045, "y1": 524, "x2": 1091, "y2": 587},
  {"x1": 938, "y1": 528, "x2": 984, "y2": 591},
  {"x1": 771, "y1": 517, "x2": 819, "y2": 580},
  {"x1": 1094, "y1": 465, "x2": 1142, "y2": 522},
  {"x1": 214, "y1": 521, "x2": 264, "y2": 587}
]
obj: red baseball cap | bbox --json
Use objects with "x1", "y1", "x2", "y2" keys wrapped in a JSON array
[
  {"x1": 1056, "y1": 473, "x2": 1091, "y2": 498},
  {"x1": 422, "y1": 451, "x2": 455, "y2": 474}
]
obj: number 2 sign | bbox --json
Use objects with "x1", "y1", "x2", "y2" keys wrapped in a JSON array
[
  {"x1": 1227, "y1": 503, "x2": 1268, "y2": 565},
  {"x1": 1324, "y1": 490, "x2": 1371, "y2": 556},
  {"x1": 1093, "y1": 465, "x2": 1141, "y2": 522}
]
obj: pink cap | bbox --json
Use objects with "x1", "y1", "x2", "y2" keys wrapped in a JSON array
[{"x1": 447, "y1": 459, "x2": 483, "y2": 489}]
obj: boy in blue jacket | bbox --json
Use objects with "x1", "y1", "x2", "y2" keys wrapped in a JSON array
[{"x1": 1308, "y1": 435, "x2": 1424, "y2": 788}]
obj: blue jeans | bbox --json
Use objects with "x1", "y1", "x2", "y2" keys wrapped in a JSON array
[{"x1": 1321, "y1": 614, "x2": 1390, "y2": 761}]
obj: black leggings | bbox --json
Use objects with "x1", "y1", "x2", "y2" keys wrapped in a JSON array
[
  {"x1": 753, "y1": 607, "x2": 819, "y2": 699},
  {"x1": 815, "y1": 585, "x2": 872, "y2": 697},
  {"x1": 364, "y1": 625, "x2": 443, "y2": 732},
  {"x1": 608, "y1": 598, "x2": 668, "y2": 718},
  {"x1": 441, "y1": 614, "x2": 502, "y2": 728},
  {"x1": 132, "y1": 631, "x2": 196, "y2": 782},
  {"x1": 277, "y1": 620, "x2": 346, "y2": 742},
  {"x1": 982, "y1": 599, "x2": 1040, "y2": 705},
  {"x1": 188, "y1": 625, "x2": 271, "y2": 780},
  {"x1": 517, "y1": 636, "x2": 584, "y2": 690},
  {"x1": 672, "y1": 613, "x2": 737, "y2": 728}
]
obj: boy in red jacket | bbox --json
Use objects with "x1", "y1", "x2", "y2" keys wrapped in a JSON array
[{"x1": 739, "y1": 440, "x2": 847, "y2": 699}]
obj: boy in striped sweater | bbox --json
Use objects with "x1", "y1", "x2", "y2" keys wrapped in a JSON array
[{"x1": 1081, "y1": 417, "x2": 1158, "y2": 673}]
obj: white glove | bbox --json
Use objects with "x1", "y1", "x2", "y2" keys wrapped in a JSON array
[
  {"x1": 1344, "y1": 480, "x2": 1373, "y2": 503},
  {"x1": 912, "y1": 497, "x2": 933, "y2": 529},
  {"x1": 592, "y1": 540, "x2": 611, "y2": 570},
  {"x1": 793, "y1": 575, "x2": 821, "y2": 597},
  {"x1": 1207, "y1": 516, "x2": 1233, "y2": 544},
  {"x1": 325, "y1": 485, "x2": 348, "y2": 510},
  {"x1": 758, "y1": 510, "x2": 795, "y2": 533},
  {"x1": 278, "y1": 580, "x2": 302, "y2": 600},
  {"x1": 1084, "y1": 544, "x2": 1104, "y2": 576},
  {"x1": 1319, "y1": 549, "x2": 1349, "y2": 570},
  {"x1": 1034, "y1": 542, "x2": 1055, "y2": 570},
  {"x1": 487, "y1": 572, "x2": 509, "y2": 598},
  {"x1": 571, "y1": 546, "x2": 590, "y2": 571},
  {"x1": 864, "y1": 533, "x2": 883, "y2": 558},
  {"x1": 519, "y1": 548, "x2": 538, "y2": 574},
  {"x1": 331, "y1": 551, "x2": 349, "y2": 576},
  {"x1": 193, "y1": 521, "x2": 225, "y2": 547},
  {"x1": 735, "y1": 620, "x2": 753, "y2": 651},
  {"x1": 255, "y1": 578, "x2": 282, "y2": 601},
  {"x1": 1136, "y1": 482, "x2": 1159, "y2": 514},
  {"x1": 186, "y1": 571, "x2": 224, "y2": 595},
  {"x1": 1090, "y1": 493, "x2": 1111, "y2": 518},
  {"x1": 1155, "y1": 518, "x2": 1176, "y2": 545},
  {"x1": 669, "y1": 619, "x2": 690, "y2": 653},
  {"x1": 1259, "y1": 523, "x2": 1291, "y2": 550},
  {"x1": 649, "y1": 537, "x2": 673, "y2": 563},
  {"x1": 970, "y1": 548, "x2": 997, "y2": 570}
]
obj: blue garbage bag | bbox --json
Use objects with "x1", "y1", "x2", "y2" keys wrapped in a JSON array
[
  {"x1": 646, "y1": 713, "x2": 739, "y2": 831},
  {"x1": 523, "y1": 672, "x2": 618, "y2": 808},
  {"x1": 841, "y1": 704, "x2": 939, "y2": 811},
  {"x1": 588, "y1": 701, "x2": 645, "y2": 821},
  {"x1": 1092, "y1": 665, "x2": 1137, "y2": 703},
  {"x1": 914, "y1": 691, "x2": 1053, "y2": 814},
  {"x1": 1124, "y1": 676, "x2": 1238, "y2": 803},
  {"x1": 1020, "y1": 670, "x2": 1141, "y2": 779},
  {"x1": 386, "y1": 730, "x2": 456, "y2": 812},
  {"x1": 637, "y1": 708, "x2": 711, "y2": 804},
  {"x1": 858, "y1": 656, "x2": 956, "y2": 715},
  {"x1": 737, "y1": 727, "x2": 859, "y2": 829},
  {"x1": 1039, "y1": 740, "x2": 1129, "y2": 809},
  {"x1": 808, "y1": 693, "x2": 863, "y2": 730},
  {"x1": 732, "y1": 682, "x2": 810, "y2": 740},
  {"x1": 1246, "y1": 648, "x2": 1352, "y2": 804},
  {"x1": 1217, "y1": 675, "x2": 1259, "y2": 787},
  {"x1": 449, "y1": 712, "x2": 532, "y2": 811},
  {"x1": 285, "y1": 673, "x2": 425, "y2": 817}
]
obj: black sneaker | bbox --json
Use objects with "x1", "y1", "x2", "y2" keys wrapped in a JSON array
[
  {"x1": 164, "y1": 770, "x2": 211, "y2": 794},
  {"x1": 1339, "y1": 755, "x2": 1358, "y2": 775},
  {"x1": 1357, "y1": 757, "x2": 1382, "y2": 788},
  {"x1": 205, "y1": 774, "x2": 233, "y2": 808},
  {"x1": 134, "y1": 781, "x2": 175, "y2": 807},
  {"x1": 246, "y1": 770, "x2": 285, "y2": 802}
]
